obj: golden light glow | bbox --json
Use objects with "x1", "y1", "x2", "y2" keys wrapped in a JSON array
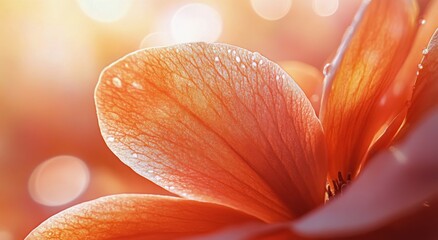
[
  {"x1": 312, "y1": 0, "x2": 339, "y2": 17},
  {"x1": 140, "y1": 32, "x2": 175, "y2": 49},
  {"x1": 171, "y1": 3, "x2": 223, "y2": 43},
  {"x1": 28, "y1": 155, "x2": 90, "y2": 206},
  {"x1": 77, "y1": 0, "x2": 132, "y2": 23},
  {"x1": 250, "y1": 0, "x2": 292, "y2": 21}
]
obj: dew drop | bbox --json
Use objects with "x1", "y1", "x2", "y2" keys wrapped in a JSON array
[
  {"x1": 235, "y1": 56, "x2": 241, "y2": 63},
  {"x1": 416, "y1": 71, "x2": 420, "y2": 76},
  {"x1": 132, "y1": 81, "x2": 143, "y2": 90},
  {"x1": 323, "y1": 63, "x2": 332, "y2": 76},
  {"x1": 214, "y1": 56, "x2": 220, "y2": 62},
  {"x1": 420, "y1": 19, "x2": 426, "y2": 25},
  {"x1": 132, "y1": 153, "x2": 138, "y2": 158},
  {"x1": 227, "y1": 49, "x2": 231, "y2": 54},
  {"x1": 251, "y1": 62, "x2": 257, "y2": 68},
  {"x1": 422, "y1": 48, "x2": 429, "y2": 55},
  {"x1": 418, "y1": 63, "x2": 423, "y2": 70},
  {"x1": 112, "y1": 77, "x2": 122, "y2": 88},
  {"x1": 107, "y1": 136, "x2": 115, "y2": 142}
]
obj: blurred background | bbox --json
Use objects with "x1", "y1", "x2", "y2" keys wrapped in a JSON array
[{"x1": 0, "y1": 0, "x2": 369, "y2": 239}]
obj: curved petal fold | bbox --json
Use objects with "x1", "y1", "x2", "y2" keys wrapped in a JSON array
[
  {"x1": 320, "y1": 0, "x2": 418, "y2": 179},
  {"x1": 280, "y1": 61, "x2": 324, "y2": 115},
  {"x1": 368, "y1": 0, "x2": 438, "y2": 157},
  {"x1": 95, "y1": 43, "x2": 327, "y2": 222},
  {"x1": 294, "y1": 110, "x2": 438, "y2": 238},
  {"x1": 26, "y1": 194, "x2": 261, "y2": 240}
]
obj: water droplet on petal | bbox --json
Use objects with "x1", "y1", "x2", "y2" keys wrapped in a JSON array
[
  {"x1": 112, "y1": 77, "x2": 122, "y2": 88},
  {"x1": 323, "y1": 63, "x2": 332, "y2": 76},
  {"x1": 214, "y1": 56, "x2": 220, "y2": 62},
  {"x1": 422, "y1": 48, "x2": 429, "y2": 55},
  {"x1": 132, "y1": 153, "x2": 138, "y2": 158},
  {"x1": 251, "y1": 62, "x2": 257, "y2": 68},
  {"x1": 227, "y1": 49, "x2": 231, "y2": 54},
  {"x1": 235, "y1": 56, "x2": 241, "y2": 63},
  {"x1": 132, "y1": 81, "x2": 143, "y2": 90},
  {"x1": 416, "y1": 71, "x2": 420, "y2": 76},
  {"x1": 420, "y1": 19, "x2": 426, "y2": 25},
  {"x1": 418, "y1": 63, "x2": 423, "y2": 70}
]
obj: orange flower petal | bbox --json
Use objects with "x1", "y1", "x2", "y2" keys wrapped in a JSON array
[
  {"x1": 25, "y1": 194, "x2": 261, "y2": 240},
  {"x1": 294, "y1": 110, "x2": 438, "y2": 238},
  {"x1": 368, "y1": 0, "x2": 438, "y2": 157},
  {"x1": 280, "y1": 61, "x2": 324, "y2": 115},
  {"x1": 95, "y1": 43, "x2": 327, "y2": 222},
  {"x1": 400, "y1": 29, "x2": 438, "y2": 136},
  {"x1": 320, "y1": 0, "x2": 418, "y2": 179}
]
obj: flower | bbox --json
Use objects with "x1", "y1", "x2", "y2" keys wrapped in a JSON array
[{"x1": 26, "y1": 0, "x2": 438, "y2": 239}]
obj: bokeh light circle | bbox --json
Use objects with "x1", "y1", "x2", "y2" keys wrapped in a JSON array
[
  {"x1": 171, "y1": 3, "x2": 223, "y2": 43},
  {"x1": 312, "y1": 0, "x2": 339, "y2": 17},
  {"x1": 28, "y1": 155, "x2": 90, "y2": 206},
  {"x1": 140, "y1": 32, "x2": 175, "y2": 49},
  {"x1": 251, "y1": 0, "x2": 292, "y2": 21},
  {"x1": 77, "y1": 0, "x2": 132, "y2": 23}
]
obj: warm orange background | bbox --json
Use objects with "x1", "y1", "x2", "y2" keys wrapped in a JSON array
[{"x1": 0, "y1": 0, "x2": 373, "y2": 239}]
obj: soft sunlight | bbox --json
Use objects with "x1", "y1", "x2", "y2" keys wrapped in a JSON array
[
  {"x1": 250, "y1": 0, "x2": 292, "y2": 21},
  {"x1": 140, "y1": 32, "x2": 175, "y2": 49},
  {"x1": 77, "y1": 0, "x2": 132, "y2": 23},
  {"x1": 312, "y1": 0, "x2": 339, "y2": 17},
  {"x1": 28, "y1": 155, "x2": 90, "y2": 206},
  {"x1": 170, "y1": 3, "x2": 223, "y2": 43}
]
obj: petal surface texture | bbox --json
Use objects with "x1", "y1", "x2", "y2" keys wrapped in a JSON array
[
  {"x1": 25, "y1": 194, "x2": 261, "y2": 240},
  {"x1": 95, "y1": 43, "x2": 327, "y2": 222},
  {"x1": 320, "y1": 0, "x2": 418, "y2": 179},
  {"x1": 294, "y1": 110, "x2": 438, "y2": 238},
  {"x1": 280, "y1": 61, "x2": 324, "y2": 115}
]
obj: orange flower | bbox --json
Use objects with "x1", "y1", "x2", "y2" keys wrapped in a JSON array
[{"x1": 26, "y1": 0, "x2": 438, "y2": 239}]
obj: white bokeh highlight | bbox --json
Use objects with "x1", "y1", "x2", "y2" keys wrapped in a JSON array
[
  {"x1": 28, "y1": 155, "x2": 90, "y2": 206},
  {"x1": 171, "y1": 3, "x2": 223, "y2": 43},
  {"x1": 77, "y1": 0, "x2": 132, "y2": 23},
  {"x1": 251, "y1": 0, "x2": 292, "y2": 21},
  {"x1": 312, "y1": 0, "x2": 339, "y2": 17}
]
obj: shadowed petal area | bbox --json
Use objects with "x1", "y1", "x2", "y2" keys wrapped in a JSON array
[
  {"x1": 281, "y1": 61, "x2": 324, "y2": 115},
  {"x1": 320, "y1": 0, "x2": 418, "y2": 180},
  {"x1": 25, "y1": 194, "x2": 261, "y2": 240},
  {"x1": 95, "y1": 43, "x2": 327, "y2": 222},
  {"x1": 294, "y1": 110, "x2": 438, "y2": 238}
]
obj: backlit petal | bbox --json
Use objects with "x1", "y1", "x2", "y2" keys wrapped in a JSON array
[
  {"x1": 26, "y1": 194, "x2": 261, "y2": 240},
  {"x1": 399, "y1": 29, "x2": 438, "y2": 137},
  {"x1": 280, "y1": 61, "x2": 324, "y2": 115},
  {"x1": 320, "y1": 0, "x2": 418, "y2": 179},
  {"x1": 294, "y1": 110, "x2": 438, "y2": 238},
  {"x1": 95, "y1": 43, "x2": 327, "y2": 222},
  {"x1": 368, "y1": 0, "x2": 438, "y2": 157}
]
